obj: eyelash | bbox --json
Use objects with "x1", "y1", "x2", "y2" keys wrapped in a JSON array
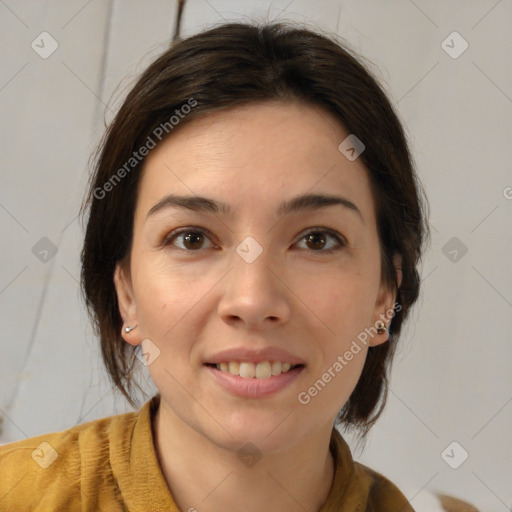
[{"x1": 161, "y1": 227, "x2": 346, "y2": 255}]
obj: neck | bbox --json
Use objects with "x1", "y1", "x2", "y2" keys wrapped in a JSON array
[{"x1": 153, "y1": 401, "x2": 336, "y2": 512}]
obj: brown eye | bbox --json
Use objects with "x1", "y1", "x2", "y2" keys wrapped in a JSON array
[
  {"x1": 182, "y1": 232, "x2": 205, "y2": 250},
  {"x1": 163, "y1": 227, "x2": 345, "y2": 254},
  {"x1": 163, "y1": 228, "x2": 215, "y2": 251},
  {"x1": 305, "y1": 232, "x2": 327, "y2": 250},
  {"x1": 297, "y1": 229, "x2": 345, "y2": 254}
]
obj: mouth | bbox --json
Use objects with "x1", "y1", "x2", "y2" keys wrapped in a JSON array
[
  {"x1": 204, "y1": 361, "x2": 305, "y2": 379},
  {"x1": 204, "y1": 361, "x2": 306, "y2": 398}
]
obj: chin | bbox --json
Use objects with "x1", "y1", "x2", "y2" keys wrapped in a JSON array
[{"x1": 209, "y1": 410, "x2": 304, "y2": 454}]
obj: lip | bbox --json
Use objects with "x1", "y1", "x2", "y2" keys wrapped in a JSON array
[
  {"x1": 204, "y1": 346, "x2": 306, "y2": 365},
  {"x1": 205, "y1": 364, "x2": 305, "y2": 398}
]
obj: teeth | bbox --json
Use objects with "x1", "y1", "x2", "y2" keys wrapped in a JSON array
[
  {"x1": 214, "y1": 360, "x2": 298, "y2": 378},
  {"x1": 255, "y1": 361, "x2": 271, "y2": 379},
  {"x1": 228, "y1": 361, "x2": 239, "y2": 376},
  {"x1": 271, "y1": 361, "x2": 281, "y2": 375},
  {"x1": 239, "y1": 362, "x2": 255, "y2": 378}
]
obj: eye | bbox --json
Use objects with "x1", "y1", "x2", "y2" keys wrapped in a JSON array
[
  {"x1": 295, "y1": 228, "x2": 346, "y2": 254},
  {"x1": 161, "y1": 226, "x2": 346, "y2": 254},
  {"x1": 162, "y1": 228, "x2": 217, "y2": 252}
]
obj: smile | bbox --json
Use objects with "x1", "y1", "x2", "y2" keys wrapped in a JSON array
[
  {"x1": 204, "y1": 363, "x2": 305, "y2": 398},
  {"x1": 207, "y1": 361, "x2": 302, "y2": 379}
]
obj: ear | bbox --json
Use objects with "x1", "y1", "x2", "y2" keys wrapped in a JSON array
[
  {"x1": 369, "y1": 253, "x2": 402, "y2": 347},
  {"x1": 113, "y1": 261, "x2": 142, "y2": 346}
]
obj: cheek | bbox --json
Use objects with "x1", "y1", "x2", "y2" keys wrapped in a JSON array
[
  {"x1": 303, "y1": 280, "x2": 372, "y2": 407},
  {"x1": 132, "y1": 254, "x2": 217, "y2": 343},
  {"x1": 132, "y1": 255, "x2": 184, "y2": 329},
  {"x1": 305, "y1": 271, "x2": 377, "y2": 336}
]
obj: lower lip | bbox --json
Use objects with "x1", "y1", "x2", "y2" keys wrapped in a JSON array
[{"x1": 205, "y1": 365, "x2": 305, "y2": 398}]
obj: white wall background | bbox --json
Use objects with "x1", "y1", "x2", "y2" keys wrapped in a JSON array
[{"x1": 1, "y1": 1, "x2": 511, "y2": 510}]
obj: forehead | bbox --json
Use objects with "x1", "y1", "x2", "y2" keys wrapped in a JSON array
[{"x1": 136, "y1": 101, "x2": 375, "y2": 223}]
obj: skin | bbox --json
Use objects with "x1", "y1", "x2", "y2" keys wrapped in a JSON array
[{"x1": 114, "y1": 100, "x2": 402, "y2": 512}]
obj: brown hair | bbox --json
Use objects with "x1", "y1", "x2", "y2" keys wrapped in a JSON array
[{"x1": 80, "y1": 21, "x2": 429, "y2": 438}]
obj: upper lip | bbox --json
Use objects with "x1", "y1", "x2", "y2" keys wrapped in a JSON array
[{"x1": 205, "y1": 346, "x2": 306, "y2": 365}]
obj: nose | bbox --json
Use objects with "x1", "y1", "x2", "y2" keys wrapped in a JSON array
[{"x1": 217, "y1": 244, "x2": 292, "y2": 331}]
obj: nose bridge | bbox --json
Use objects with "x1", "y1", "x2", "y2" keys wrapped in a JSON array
[
  {"x1": 231, "y1": 234, "x2": 277, "y2": 295},
  {"x1": 218, "y1": 234, "x2": 290, "y2": 327}
]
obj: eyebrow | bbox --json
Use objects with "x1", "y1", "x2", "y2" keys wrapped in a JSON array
[{"x1": 146, "y1": 193, "x2": 363, "y2": 222}]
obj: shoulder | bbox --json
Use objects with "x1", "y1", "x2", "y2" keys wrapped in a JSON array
[
  {"x1": 0, "y1": 410, "x2": 138, "y2": 511},
  {"x1": 355, "y1": 464, "x2": 481, "y2": 512},
  {"x1": 354, "y1": 461, "x2": 415, "y2": 511},
  {"x1": 327, "y1": 429, "x2": 414, "y2": 510}
]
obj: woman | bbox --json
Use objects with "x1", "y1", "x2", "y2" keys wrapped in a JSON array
[{"x1": 0, "y1": 20, "x2": 478, "y2": 511}]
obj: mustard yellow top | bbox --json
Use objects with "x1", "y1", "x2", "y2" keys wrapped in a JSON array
[{"x1": 0, "y1": 394, "x2": 414, "y2": 511}]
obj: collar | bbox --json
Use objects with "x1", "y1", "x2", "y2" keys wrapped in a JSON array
[
  {"x1": 111, "y1": 393, "x2": 408, "y2": 512},
  {"x1": 110, "y1": 393, "x2": 178, "y2": 511}
]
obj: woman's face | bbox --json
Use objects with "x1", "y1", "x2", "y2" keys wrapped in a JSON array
[{"x1": 115, "y1": 100, "x2": 398, "y2": 452}]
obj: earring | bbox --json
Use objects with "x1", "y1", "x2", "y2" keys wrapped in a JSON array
[
  {"x1": 124, "y1": 325, "x2": 137, "y2": 333},
  {"x1": 376, "y1": 321, "x2": 388, "y2": 334}
]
